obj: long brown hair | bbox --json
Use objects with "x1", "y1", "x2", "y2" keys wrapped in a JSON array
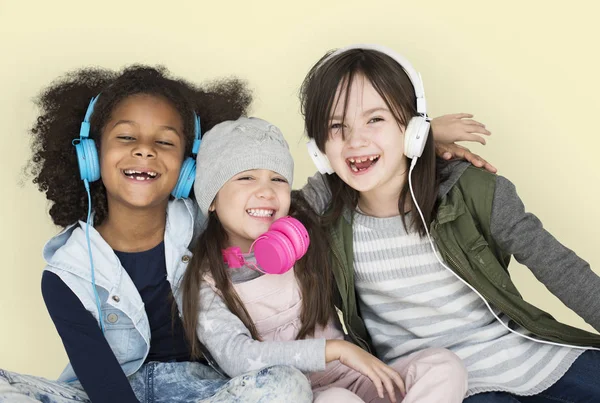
[
  {"x1": 181, "y1": 190, "x2": 335, "y2": 360},
  {"x1": 300, "y1": 48, "x2": 444, "y2": 235}
]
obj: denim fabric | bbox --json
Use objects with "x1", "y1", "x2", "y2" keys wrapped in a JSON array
[
  {"x1": 200, "y1": 365, "x2": 313, "y2": 403},
  {"x1": 0, "y1": 368, "x2": 89, "y2": 402},
  {"x1": 128, "y1": 361, "x2": 227, "y2": 402},
  {"x1": 463, "y1": 350, "x2": 600, "y2": 403},
  {"x1": 42, "y1": 199, "x2": 198, "y2": 381},
  {"x1": 464, "y1": 392, "x2": 522, "y2": 403},
  {"x1": 1, "y1": 363, "x2": 312, "y2": 403}
]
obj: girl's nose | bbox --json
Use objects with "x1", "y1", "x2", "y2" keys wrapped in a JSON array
[
  {"x1": 132, "y1": 141, "x2": 156, "y2": 159},
  {"x1": 346, "y1": 126, "x2": 369, "y2": 148},
  {"x1": 256, "y1": 184, "x2": 276, "y2": 199}
]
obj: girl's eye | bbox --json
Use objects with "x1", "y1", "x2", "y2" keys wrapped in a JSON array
[
  {"x1": 156, "y1": 140, "x2": 174, "y2": 146},
  {"x1": 272, "y1": 177, "x2": 288, "y2": 183},
  {"x1": 368, "y1": 117, "x2": 384, "y2": 124},
  {"x1": 329, "y1": 123, "x2": 344, "y2": 139},
  {"x1": 237, "y1": 176, "x2": 253, "y2": 181},
  {"x1": 117, "y1": 135, "x2": 135, "y2": 141}
]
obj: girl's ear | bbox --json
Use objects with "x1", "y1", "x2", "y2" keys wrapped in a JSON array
[{"x1": 208, "y1": 201, "x2": 216, "y2": 212}]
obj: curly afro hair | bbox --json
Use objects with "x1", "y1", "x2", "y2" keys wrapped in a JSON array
[{"x1": 28, "y1": 65, "x2": 252, "y2": 228}]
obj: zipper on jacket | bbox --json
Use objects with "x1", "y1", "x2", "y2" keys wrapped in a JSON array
[{"x1": 330, "y1": 241, "x2": 371, "y2": 352}]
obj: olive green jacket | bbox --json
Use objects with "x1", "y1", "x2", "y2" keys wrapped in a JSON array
[{"x1": 326, "y1": 165, "x2": 600, "y2": 352}]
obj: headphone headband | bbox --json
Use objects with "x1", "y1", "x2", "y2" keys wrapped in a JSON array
[
  {"x1": 306, "y1": 43, "x2": 431, "y2": 170},
  {"x1": 192, "y1": 115, "x2": 202, "y2": 155},
  {"x1": 79, "y1": 95, "x2": 99, "y2": 139},
  {"x1": 78, "y1": 95, "x2": 203, "y2": 145},
  {"x1": 320, "y1": 44, "x2": 427, "y2": 115}
]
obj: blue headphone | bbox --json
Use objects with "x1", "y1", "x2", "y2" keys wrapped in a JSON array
[
  {"x1": 72, "y1": 95, "x2": 201, "y2": 334},
  {"x1": 73, "y1": 95, "x2": 202, "y2": 199},
  {"x1": 172, "y1": 114, "x2": 201, "y2": 199}
]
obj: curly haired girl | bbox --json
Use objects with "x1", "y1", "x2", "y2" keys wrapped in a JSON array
[{"x1": 0, "y1": 65, "x2": 312, "y2": 403}]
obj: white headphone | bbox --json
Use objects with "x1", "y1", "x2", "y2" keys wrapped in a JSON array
[{"x1": 306, "y1": 44, "x2": 431, "y2": 174}]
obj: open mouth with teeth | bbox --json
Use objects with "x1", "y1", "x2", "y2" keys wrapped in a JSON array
[
  {"x1": 246, "y1": 209, "x2": 275, "y2": 218},
  {"x1": 123, "y1": 169, "x2": 159, "y2": 181},
  {"x1": 347, "y1": 154, "x2": 380, "y2": 173}
]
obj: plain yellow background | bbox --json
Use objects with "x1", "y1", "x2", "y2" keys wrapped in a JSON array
[{"x1": 1, "y1": 0, "x2": 598, "y2": 378}]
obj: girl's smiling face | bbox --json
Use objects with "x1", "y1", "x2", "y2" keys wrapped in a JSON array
[
  {"x1": 324, "y1": 74, "x2": 408, "y2": 199},
  {"x1": 99, "y1": 94, "x2": 186, "y2": 212},
  {"x1": 211, "y1": 169, "x2": 291, "y2": 252}
]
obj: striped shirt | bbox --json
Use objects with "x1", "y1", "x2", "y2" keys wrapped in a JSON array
[{"x1": 351, "y1": 210, "x2": 583, "y2": 397}]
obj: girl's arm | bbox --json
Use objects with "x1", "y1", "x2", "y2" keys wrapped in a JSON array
[
  {"x1": 490, "y1": 176, "x2": 600, "y2": 331},
  {"x1": 198, "y1": 283, "x2": 405, "y2": 401},
  {"x1": 42, "y1": 272, "x2": 139, "y2": 403},
  {"x1": 298, "y1": 176, "x2": 331, "y2": 215},
  {"x1": 197, "y1": 282, "x2": 326, "y2": 377}
]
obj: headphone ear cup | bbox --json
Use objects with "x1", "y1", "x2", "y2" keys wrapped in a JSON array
[
  {"x1": 171, "y1": 157, "x2": 196, "y2": 199},
  {"x1": 269, "y1": 216, "x2": 309, "y2": 260},
  {"x1": 74, "y1": 139, "x2": 100, "y2": 182},
  {"x1": 306, "y1": 138, "x2": 334, "y2": 175},
  {"x1": 254, "y1": 231, "x2": 296, "y2": 274},
  {"x1": 404, "y1": 116, "x2": 430, "y2": 159}
]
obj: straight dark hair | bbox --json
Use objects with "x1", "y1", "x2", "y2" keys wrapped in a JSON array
[
  {"x1": 300, "y1": 48, "x2": 444, "y2": 235},
  {"x1": 181, "y1": 190, "x2": 336, "y2": 360}
]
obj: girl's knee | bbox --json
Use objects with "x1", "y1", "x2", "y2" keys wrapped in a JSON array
[
  {"x1": 431, "y1": 348, "x2": 464, "y2": 368},
  {"x1": 255, "y1": 365, "x2": 313, "y2": 401},
  {"x1": 259, "y1": 365, "x2": 306, "y2": 383},
  {"x1": 397, "y1": 349, "x2": 468, "y2": 403},
  {"x1": 0, "y1": 370, "x2": 89, "y2": 403},
  {"x1": 314, "y1": 387, "x2": 364, "y2": 403},
  {"x1": 408, "y1": 348, "x2": 467, "y2": 388},
  {"x1": 427, "y1": 348, "x2": 466, "y2": 379},
  {"x1": 205, "y1": 365, "x2": 312, "y2": 403},
  {"x1": 416, "y1": 348, "x2": 464, "y2": 369}
]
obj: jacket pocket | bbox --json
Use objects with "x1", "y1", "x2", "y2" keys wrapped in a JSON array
[
  {"x1": 466, "y1": 234, "x2": 521, "y2": 297},
  {"x1": 101, "y1": 307, "x2": 136, "y2": 360}
]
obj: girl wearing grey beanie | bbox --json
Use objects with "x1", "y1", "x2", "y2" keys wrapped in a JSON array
[{"x1": 180, "y1": 117, "x2": 471, "y2": 403}]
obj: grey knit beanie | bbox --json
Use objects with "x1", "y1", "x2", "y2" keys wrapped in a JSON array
[{"x1": 194, "y1": 117, "x2": 294, "y2": 215}]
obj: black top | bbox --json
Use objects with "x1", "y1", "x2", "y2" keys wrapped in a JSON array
[{"x1": 42, "y1": 241, "x2": 192, "y2": 403}]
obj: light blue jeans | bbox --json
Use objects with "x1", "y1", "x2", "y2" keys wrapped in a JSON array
[{"x1": 0, "y1": 362, "x2": 312, "y2": 402}]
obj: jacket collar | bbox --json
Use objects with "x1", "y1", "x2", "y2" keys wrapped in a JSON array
[
  {"x1": 43, "y1": 198, "x2": 197, "y2": 288},
  {"x1": 437, "y1": 160, "x2": 470, "y2": 198}
]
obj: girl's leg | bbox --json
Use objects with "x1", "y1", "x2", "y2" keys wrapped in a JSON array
[
  {"x1": 389, "y1": 348, "x2": 468, "y2": 403},
  {"x1": 311, "y1": 360, "x2": 394, "y2": 403},
  {"x1": 132, "y1": 362, "x2": 312, "y2": 403},
  {"x1": 313, "y1": 387, "x2": 365, "y2": 403},
  {"x1": 0, "y1": 369, "x2": 90, "y2": 403},
  {"x1": 518, "y1": 350, "x2": 600, "y2": 403},
  {"x1": 204, "y1": 365, "x2": 313, "y2": 403},
  {"x1": 463, "y1": 392, "x2": 522, "y2": 402},
  {"x1": 128, "y1": 361, "x2": 229, "y2": 403},
  {"x1": 0, "y1": 371, "x2": 38, "y2": 403}
]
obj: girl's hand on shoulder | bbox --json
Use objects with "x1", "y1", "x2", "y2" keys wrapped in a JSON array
[
  {"x1": 431, "y1": 113, "x2": 497, "y2": 173},
  {"x1": 326, "y1": 339, "x2": 405, "y2": 402}
]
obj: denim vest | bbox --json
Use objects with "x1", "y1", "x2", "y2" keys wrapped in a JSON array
[{"x1": 43, "y1": 199, "x2": 199, "y2": 382}]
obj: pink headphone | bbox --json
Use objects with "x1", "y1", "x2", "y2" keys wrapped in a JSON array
[{"x1": 222, "y1": 216, "x2": 310, "y2": 275}]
